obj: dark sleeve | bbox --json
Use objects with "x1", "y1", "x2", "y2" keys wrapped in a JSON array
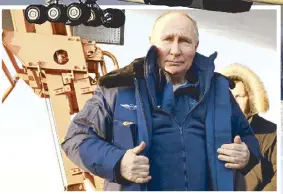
[
  {"x1": 230, "y1": 92, "x2": 261, "y2": 175},
  {"x1": 263, "y1": 139, "x2": 277, "y2": 191},
  {"x1": 61, "y1": 87, "x2": 126, "y2": 183}
]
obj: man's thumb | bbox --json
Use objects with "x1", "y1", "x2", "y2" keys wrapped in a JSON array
[
  {"x1": 132, "y1": 141, "x2": 146, "y2": 154},
  {"x1": 234, "y1": 135, "x2": 242, "y2": 144}
]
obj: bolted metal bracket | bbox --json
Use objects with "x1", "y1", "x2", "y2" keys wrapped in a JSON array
[
  {"x1": 54, "y1": 85, "x2": 72, "y2": 95},
  {"x1": 70, "y1": 168, "x2": 83, "y2": 176}
]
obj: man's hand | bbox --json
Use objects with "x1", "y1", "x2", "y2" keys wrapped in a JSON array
[
  {"x1": 120, "y1": 141, "x2": 151, "y2": 184},
  {"x1": 217, "y1": 136, "x2": 250, "y2": 169}
]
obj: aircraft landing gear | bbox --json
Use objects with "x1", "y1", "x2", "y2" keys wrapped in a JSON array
[{"x1": 24, "y1": 0, "x2": 125, "y2": 28}]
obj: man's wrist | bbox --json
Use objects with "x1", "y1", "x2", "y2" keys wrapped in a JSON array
[
  {"x1": 239, "y1": 148, "x2": 259, "y2": 175},
  {"x1": 114, "y1": 158, "x2": 131, "y2": 185},
  {"x1": 245, "y1": 148, "x2": 251, "y2": 167}
]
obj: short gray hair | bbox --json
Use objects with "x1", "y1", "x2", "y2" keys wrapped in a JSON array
[{"x1": 151, "y1": 11, "x2": 199, "y2": 42}]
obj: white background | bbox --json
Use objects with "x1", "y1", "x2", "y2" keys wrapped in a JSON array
[{"x1": 0, "y1": 6, "x2": 281, "y2": 192}]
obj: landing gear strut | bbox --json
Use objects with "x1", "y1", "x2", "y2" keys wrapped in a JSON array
[{"x1": 24, "y1": 0, "x2": 125, "y2": 28}]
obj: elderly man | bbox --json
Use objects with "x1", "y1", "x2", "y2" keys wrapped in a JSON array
[
  {"x1": 221, "y1": 64, "x2": 277, "y2": 191},
  {"x1": 61, "y1": 11, "x2": 260, "y2": 191}
]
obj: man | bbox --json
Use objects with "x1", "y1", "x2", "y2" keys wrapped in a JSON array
[
  {"x1": 221, "y1": 64, "x2": 277, "y2": 191},
  {"x1": 61, "y1": 11, "x2": 260, "y2": 191}
]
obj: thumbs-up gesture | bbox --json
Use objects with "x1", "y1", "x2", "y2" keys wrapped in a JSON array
[
  {"x1": 120, "y1": 141, "x2": 151, "y2": 183},
  {"x1": 217, "y1": 136, "x2": 250, "y2": 169}
]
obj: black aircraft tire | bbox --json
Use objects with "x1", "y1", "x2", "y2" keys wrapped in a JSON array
[{"x1": 24, "y1": 4, "x2": 47, "y2": 24}]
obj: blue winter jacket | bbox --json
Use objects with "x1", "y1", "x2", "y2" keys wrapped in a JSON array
[{"x1": 61, "y1": 45, "x2": 260, "y2": 191}]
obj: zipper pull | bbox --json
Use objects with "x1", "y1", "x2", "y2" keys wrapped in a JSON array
[{"x1": 179, "y1": 126, "x2": 183, "y2": 135}]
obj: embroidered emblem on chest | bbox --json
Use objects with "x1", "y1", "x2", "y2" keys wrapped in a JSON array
[{"x1": 120, "y1": 104, "x2": 137, "y2": 111}]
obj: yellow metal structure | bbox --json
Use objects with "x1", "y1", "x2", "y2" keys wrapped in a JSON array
[{"x1": 2, "y1": 9, "x2": 119, "y2": 191}]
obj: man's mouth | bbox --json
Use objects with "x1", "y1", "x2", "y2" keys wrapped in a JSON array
[{"x1": 166, "y1": 61, "x2": 184, "y2": 65}]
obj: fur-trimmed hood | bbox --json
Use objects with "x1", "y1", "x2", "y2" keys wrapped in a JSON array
[
  {"x1": 220, "y1": 64, "x2": 269, "y2": 115},
  {"x1": 98, "y1": 57, "x2": 146, "y2": 88}
]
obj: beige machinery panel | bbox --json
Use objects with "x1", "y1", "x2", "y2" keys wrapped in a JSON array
[{"x1": 3, "y1": 31, "x2": 88, "y2": 72}]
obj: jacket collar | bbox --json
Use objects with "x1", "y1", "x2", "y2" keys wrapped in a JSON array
[{"x1": 99, "y1": 45, "x2": 218, "y2": 91}]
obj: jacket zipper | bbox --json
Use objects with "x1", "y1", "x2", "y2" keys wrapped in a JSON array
[
  {"x1": 182, "y1": 75, "x2": 213, "y2": 128},
  {"x1": 143, "y1": 65, "x2": 215, "y2": 190},
  {"x1": 153, "y1": 108, "x2": 189, "y2": 190},
  {"x1": 151, "y1": 73, "x2": 214, "y2": 190},
  {"x1": 182, "y1": 74, "x2": 214, "y2": 190},
  {"x1": 179, "y1": 125, "x2": 189, "y2": 190},
  {"x1": 137, "y1": 77, "x2": 189, "y2": 189}
]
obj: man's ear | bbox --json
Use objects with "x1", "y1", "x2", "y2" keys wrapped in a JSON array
[{"x1": 195, "y1": 41, "x2": 199, "y2": 50}]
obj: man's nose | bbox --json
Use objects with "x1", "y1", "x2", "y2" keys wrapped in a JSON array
[{"x1": 170, "y1": 39, "x2": 181, "y2": 57}]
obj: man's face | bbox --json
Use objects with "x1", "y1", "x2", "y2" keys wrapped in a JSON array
[
  {"x1": 151, "y1": 13, "x2": 198, "y2": 77},
  {"x1": 231, "y1": 81, "x2": 249, "y2": 115}
]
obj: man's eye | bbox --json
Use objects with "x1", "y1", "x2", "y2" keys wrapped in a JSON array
[
  {"x1": 180, "y1": 39, "x2": 191, "y2": 44},
  {"x1": 163, "y1": 37, "x2": 173, "y2": 41}
]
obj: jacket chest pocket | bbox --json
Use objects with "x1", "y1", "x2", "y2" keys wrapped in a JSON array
[{"x1": 112, "y1": 120, "x2": 137, "y2": 150}]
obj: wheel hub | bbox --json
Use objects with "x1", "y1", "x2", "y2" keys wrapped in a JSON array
[
  {"x1": 88, "y1": 10, "x2": 95, "y2": 21},
  {"x1": 48, "y1": 7, "x2": 59, "y2": 19},
  {"x1": 28, "y1": 8, "x2": 39, "y2": 20},
  {"x1": 103, "y1": 12, "x2": 112, "y2": 24},
  {"x1": 68, "y1": 7, "x2": 81, "y2": 19}
]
